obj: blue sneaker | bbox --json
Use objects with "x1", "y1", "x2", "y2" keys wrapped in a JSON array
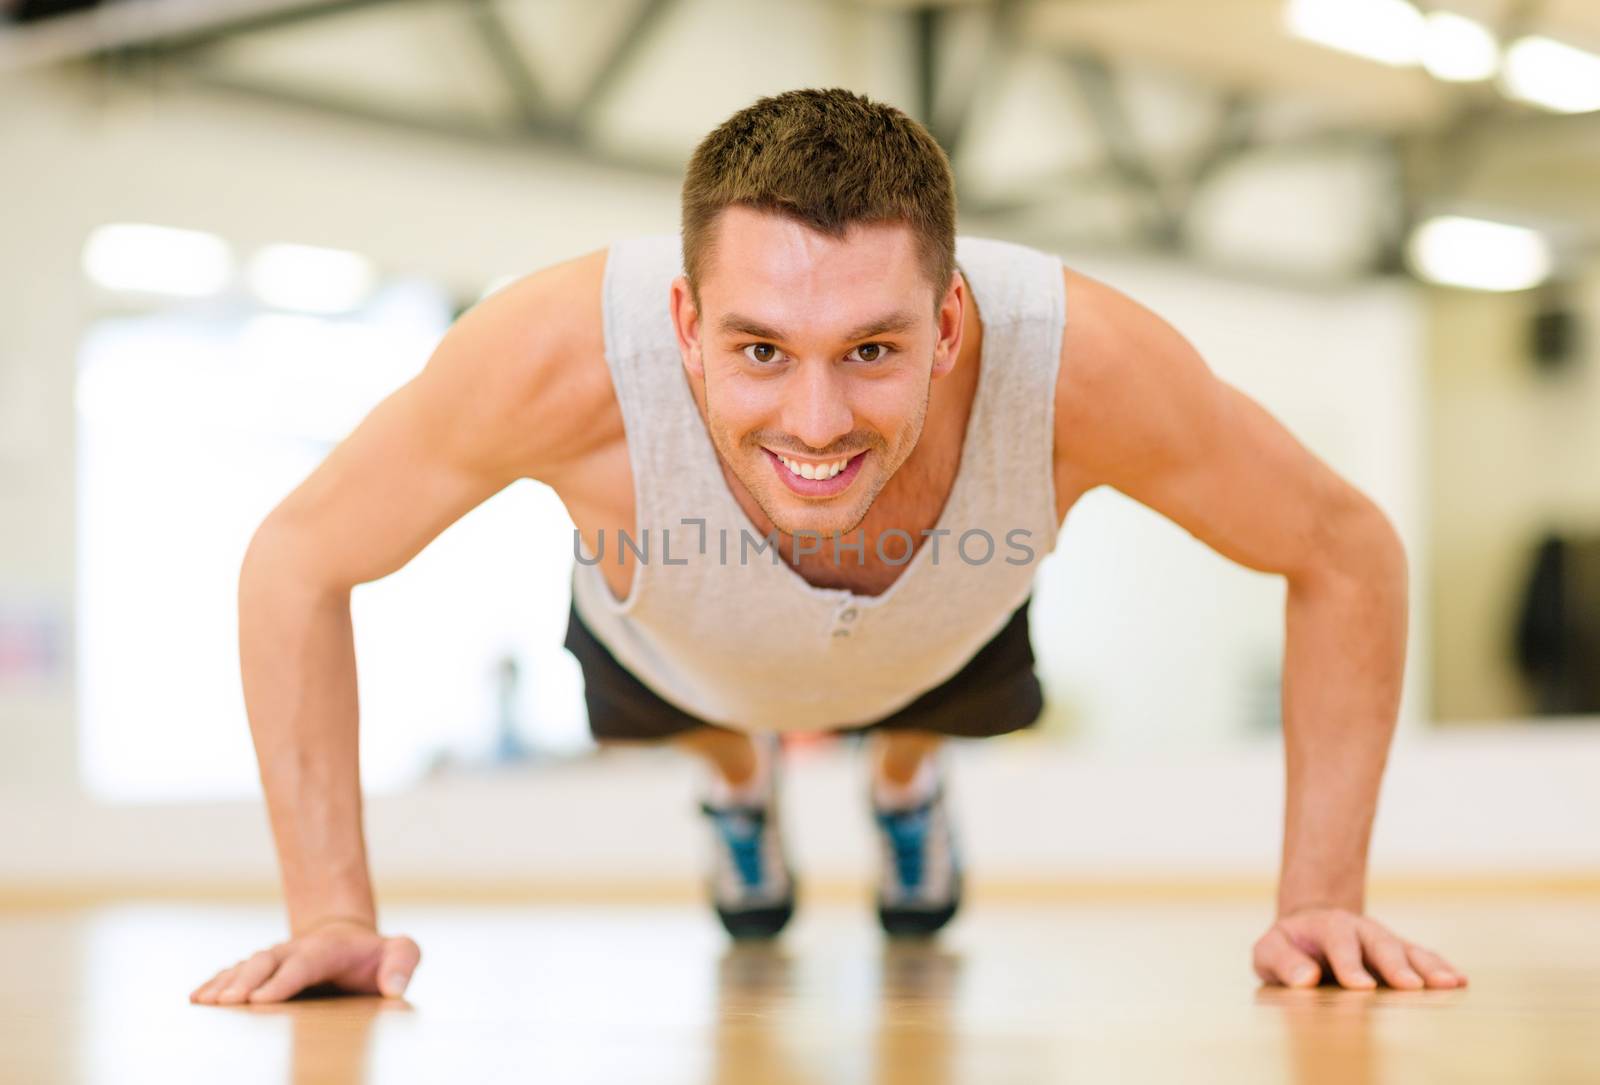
[
  {"x1": 873, "y1": 784, "x2": 962, "y2": 937},
  {"x1": 699, "y1": 755, "x2": 795, "y2": 940}
]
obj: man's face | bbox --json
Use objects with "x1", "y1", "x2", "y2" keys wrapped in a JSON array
[{"x1": 670, "y1": 206, "x2": 964, "y2": 540}]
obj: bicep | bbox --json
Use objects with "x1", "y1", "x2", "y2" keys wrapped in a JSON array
[
  {"x1": 1055, "y1": 269, "x2": 1365, "y2": 581},
  {"x1": 1129, "y1": 379, "x2": 1351, "y2": 579},
  {"x1": 258, "y1": 370, "x2": 518, "y2": 590},
  {"x1": 255, "y1": 248, "x2": 609, "y2": 589}
]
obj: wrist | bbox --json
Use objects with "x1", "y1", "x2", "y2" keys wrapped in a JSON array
[
  {"x1": 291, "y1": 911, "x2": 378, "y2": 938},
  {"x1": 284, "y1": 873, "x2": 377, "y2": 937},
  {"x1": 1278, "y1": 857, "x2": 1367, "y2": 917},
  {"x1": 1277, "y1": 889, "x2": 1365, "y2": 917}
]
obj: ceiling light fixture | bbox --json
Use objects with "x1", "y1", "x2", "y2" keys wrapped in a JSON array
[
  {"x1": 247, "y1": 243, "x2": 377, "y2": 314},
  {"x1": 1502, "y1": 35, "x2": 1600, "y2": 113},
  {"x1": 1407, "y1": 215, "x2": 1553, "y2": 292},
  {"x1": 1285, "y1": 0, "x2": 1425, "y2": 67},
  {"x1": 81, "y1": 223, "x2": 234, "y2": 298},
  {"x1": 1420, "y1": 11, "x2": 1500, "y2": 82}
]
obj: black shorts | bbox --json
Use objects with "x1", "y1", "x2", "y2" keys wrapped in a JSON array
[{"x1": 563, "y1": 595, "x2": 1045, "y2": 741}]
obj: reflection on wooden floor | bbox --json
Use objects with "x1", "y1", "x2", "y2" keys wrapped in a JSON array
[{"x1": 2, "y1": 894, "x2": 1598, "y2": 1083}]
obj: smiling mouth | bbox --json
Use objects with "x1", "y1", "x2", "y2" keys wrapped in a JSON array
[
  {"x1": 761, "y1": 447, "x2": 869, "y2": 495},
  {"x1": 767, "y1": 449, "x2": 861, "y2": 480}
]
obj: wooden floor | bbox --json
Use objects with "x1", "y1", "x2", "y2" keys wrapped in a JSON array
[{"x1": 2, "y1": 893, "x2": 1598, "y2": 1083}]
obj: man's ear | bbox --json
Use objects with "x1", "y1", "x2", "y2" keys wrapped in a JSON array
[
  {"x1": 931, "y1": 270, "x2": 966, "y2": 380},
  {"x1": 670, "y1": 275, "x2": 704, "y2": 378}
]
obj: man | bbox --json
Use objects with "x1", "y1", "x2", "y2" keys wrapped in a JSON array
[{"x1": 190, "y1": 88, "x2": 1466, "y2": 1006}]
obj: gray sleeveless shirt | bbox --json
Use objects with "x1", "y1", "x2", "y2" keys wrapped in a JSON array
[{"x1": 570, "y1": 233, "x2": 1066, "y2": 732}]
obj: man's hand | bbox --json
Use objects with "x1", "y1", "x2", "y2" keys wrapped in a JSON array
[
  {"x1": 189, "y1": 918, "x2": 421, "y2": 1005},
  {"x1": 1252, "y1": 908, "x2": 1467, "y2": 990}
]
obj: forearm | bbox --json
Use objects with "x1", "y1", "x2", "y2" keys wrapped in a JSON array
[
  {"x1": 239, "y1": 531, "x2": 376, "y2": 935},
  {"x1": 1276, "y1": 512, "x2": 1408, "y2": 916}
]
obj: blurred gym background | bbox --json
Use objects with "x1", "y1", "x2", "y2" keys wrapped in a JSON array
[{"x1": 1, "y1": 0, "x2": 1596, "y2": 897}]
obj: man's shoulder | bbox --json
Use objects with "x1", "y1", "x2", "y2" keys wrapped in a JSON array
[
  {"x1": 479, "y1": 245, "x2": 610, "y2": 345},
  {"x1": 433, "y1": 246, "x2": 623, "y2": 479},
  {"x1": 1050, "y1": 265, "x2": 1218, "y2": 485},
  {"x1": 458, "y1": 246, "x2": 611, "y2": 396}
]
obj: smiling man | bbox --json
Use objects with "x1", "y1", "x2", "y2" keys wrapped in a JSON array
[{"x1": 191, "y1": 88, "x2": 1465, "y2": 1006}]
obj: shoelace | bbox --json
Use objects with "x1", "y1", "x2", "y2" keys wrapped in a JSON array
[{"x1": 876, "y1": 804, "x2": 933, "y2": 890}]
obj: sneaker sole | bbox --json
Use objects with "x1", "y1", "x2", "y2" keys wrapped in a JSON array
[
  {"x1": 715, "y1": 899, "x2": 796, "y2": 940},
  {"x1": 877, "y1": 896, "x2": 959, "y2": 938}
]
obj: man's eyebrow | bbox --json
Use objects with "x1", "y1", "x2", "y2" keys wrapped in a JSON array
[
  {"x1": 717, "y1": 314, "x2": 788, "y2": 340},
  {"x1": 840, "y1": 311, "x2": 920, "y2": 341},
  {"x1": 716, "y1": 310, "x2": 921, "y2": 343}
]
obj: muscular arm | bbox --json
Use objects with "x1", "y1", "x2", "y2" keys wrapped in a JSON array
[
  {"x1": 194, "y1": 249, "x2": 610, "y2": 1004},
  {"x1": 239, "y1": 360, "x2": 521, "y2": 934},
  {"x1": 1052, "y1": 268, "x2": 1463, "y2": 990}
]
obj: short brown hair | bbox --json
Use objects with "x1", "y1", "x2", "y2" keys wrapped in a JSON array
[{"x1": 681, "y1": 88, "x2": 956, "y2": 309}]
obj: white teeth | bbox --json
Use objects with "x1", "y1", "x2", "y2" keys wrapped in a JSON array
[{"x1": 777, "y1": 453, "x2": 848, "y2": 480}]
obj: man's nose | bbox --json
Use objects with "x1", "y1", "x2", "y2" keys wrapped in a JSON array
[{"x1": 781, "y1": 360, "x2": 853, "y2": 453}]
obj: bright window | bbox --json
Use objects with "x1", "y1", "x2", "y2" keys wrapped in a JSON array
[{"x1": 76, "y1": 282, "x2": 590, "y2": 803}]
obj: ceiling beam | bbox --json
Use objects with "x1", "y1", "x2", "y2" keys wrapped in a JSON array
[
  {"x1": 1062, "y1": 50, "x2": 1181, "y2": 248},
  {"x1": 936, "y1": 0, "x2": 1020, "y2": 168},
  {"x1": 176, "y1": 64, "x2": 677, "y2": 170},
  {"x1": 569, "y1": 0, "x2": 680, "y2": 128},
  {"x1": 461, "y1": 0, "x2": 549, "y2": 133},
  {"x1": 0, "y1": 0, "x2": 419, "y2": 72}
]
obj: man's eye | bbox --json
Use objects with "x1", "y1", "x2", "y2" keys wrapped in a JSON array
[
  {"x1": 743, "y1": 343, "x2": 779, "y2": 364},
  {"x1": 850, "y1": 343, "x2": 891, "y2": 363}
]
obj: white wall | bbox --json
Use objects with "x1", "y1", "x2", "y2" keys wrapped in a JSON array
[
  {"x1": 0, "y1": 76, "x2": 88, "y2": 798},
  {"x1": 4, "y1": 727, "x2": 1599, "y2": 893}
]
